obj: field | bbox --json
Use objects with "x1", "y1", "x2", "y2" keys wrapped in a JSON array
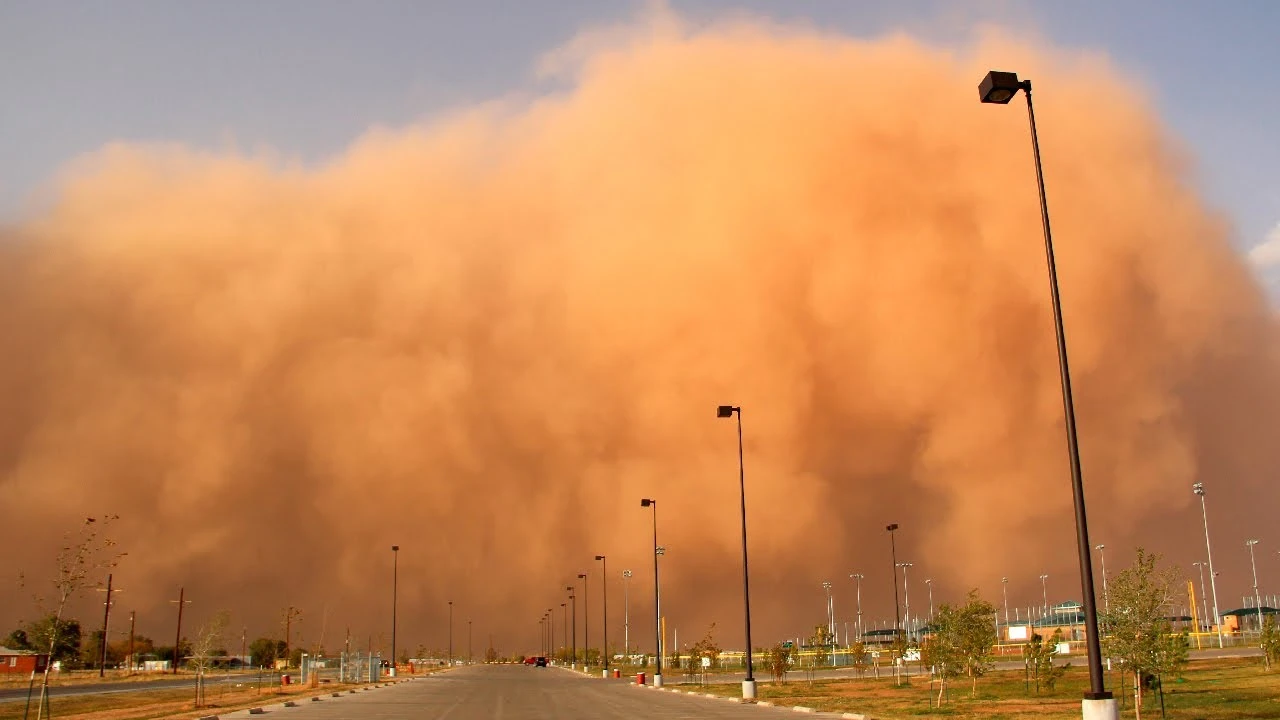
[
  {"x1": 694, "y1": 659, "x2": 1280, "y2": 719},
  {"x1": 0, "y1": 672, "x2": 434, "y2": 720}
]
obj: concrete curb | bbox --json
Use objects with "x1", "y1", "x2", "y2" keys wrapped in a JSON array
[
  {"x1": 792, "y1": 707, "x2": 815, "y2": 713},
  {"x1": 842, "y1": 714, "x2": 868, "y2": 719}
]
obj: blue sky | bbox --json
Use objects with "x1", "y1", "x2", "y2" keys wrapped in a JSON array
[{"x1": 2, "y1": 1, "x2": 1277, "y2": 273}]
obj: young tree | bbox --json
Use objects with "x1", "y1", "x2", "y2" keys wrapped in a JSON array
[
  {"x1": 767, "y1": 642, "x2": 792, "y2": 684},
  {"x1": 919, "y1": 632, "x2": 961, "y2": 706},
  {"x1": 687, "y1": 623, "x2": 722, "y2": 671},
  {"x1": 23, "y1": 516, "x2": 124, "y2": 720},
  {"x1": 1261, "y1": 616, "x2": 1280, "y2": 671},
  {"x1": 190, "y1": 611, "x2": 230, "y2": 707},
  {"x1": 849, "y1": 641, "x2": 869, "y2": 678},
  {"x1": 1026, "y1": 629, "x2": 1068, "y2": 693},
  {"x1": 1101, "y1": 548, "x2": 1183, "y2": 720},
  {"x1": 952, "y1": 591, "x2": 998, "y2": 696}
]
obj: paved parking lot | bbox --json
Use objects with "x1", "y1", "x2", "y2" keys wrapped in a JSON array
[{"x1": 210, "y1": 664, "x2": 843, "y2": 719}]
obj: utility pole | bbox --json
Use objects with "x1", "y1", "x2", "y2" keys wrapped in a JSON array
[
  {"x1": 170, "y1": 588, "x2": 190, "y2": 674},
  {"x1": 96, "y1": 573, "x2": 116, "y2": 677},
  {"x1": 283, "y1": 606, "x2": 301, "y2": 668},
  {"x1": 127, "y1": 611, "x2": 137, "y2": 675}
]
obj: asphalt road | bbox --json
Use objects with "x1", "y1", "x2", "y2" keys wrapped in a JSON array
[{"x1": 225, "y1": 665, "x2": 818, "y2": 720}]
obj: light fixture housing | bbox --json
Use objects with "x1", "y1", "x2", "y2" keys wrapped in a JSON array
[{"x1": 979, "y1": 70, "x2": 1023, "y2": 104}]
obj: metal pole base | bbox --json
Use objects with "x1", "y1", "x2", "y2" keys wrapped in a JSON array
[
  {"x1": 1083, "y1": 697, "x2": 1118, "y2": 720},
  {"x1": 653, "y1": 674, "x2": 664, "y2": 688},
  {"x1": 742, "y1": 679, "x2": 757, "y2": 700}
]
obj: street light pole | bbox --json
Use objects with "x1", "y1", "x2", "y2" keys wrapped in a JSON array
[
  {"x1": 623, "y1": 570, "x2": 632, "y2": 662},
  {"x1": 561, "y1": 603, "x2": 567, "y2": 660},
  {"x1": 897, "y1": 563, "x2": 913, "y2": 637},
  {"x1": 391, "y1": 546, "x2": 399, "y2": 677},
  {"x1": 1040, "y1": 574, "x2": 1050, "y2": 617},
  {"x1": 887, "y1": 524, "x2": 901, "y2": 639},
  {"x1": 925, "y1": 579, "x2": 934, "y2": 622},
  {"x1": 448, "y1": 601, "x2": 453, "y2": 666},
  {"x1": 578, "y1": 573, "x2": 589, "y2": 668},
  {"x1": 567, "y1": 587, "x2": 576, "y2": 667},
  {"x1": 595, "y1": 555, "x2": 609, "y2": 674},
  {"x1": 1095, "y1": 545, "x2": 1109, "y2": 615},
  {"x1": 1193, "y1": 483, "x2": 1224, "y2": 648},
  {"x1": 1247, "y1": 540, "x2": 1263, "y2": 631},
  {"x1": 849, "y1": 574, "x2": 864, "y2": 642},
  {"x1": 640, "y1": 498, "x2": 663, "y2": 687},
  {"x1": 1002, "y1": 577, "x2": 1010, "y2": 626},
  {"x1": 979, "y1": 69, "x2": 1112, "y2": 715},
  {"x1": 717, "y1": 405, "x2": 756, "y2": 699}
]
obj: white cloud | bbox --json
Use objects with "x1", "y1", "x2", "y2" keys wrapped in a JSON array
[{"x1": 1247, "y1": 223, "x2": 1280, "y2": 269}]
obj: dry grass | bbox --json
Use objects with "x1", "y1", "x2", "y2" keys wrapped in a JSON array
[
  {"x1": 0, "y1": 672, "x2": 440, "y2": 720},
  {"x1": 697, "y1": 659, "x2": 1280, "y2": 719}
]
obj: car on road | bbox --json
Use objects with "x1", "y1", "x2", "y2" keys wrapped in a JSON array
[{"x1": 534, "y1": 656, "x2": 548, "y2": 667}]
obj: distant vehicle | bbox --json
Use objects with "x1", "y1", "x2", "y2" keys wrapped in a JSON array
[
  {"x1": 534, "y1": 656, "x2": 548, "y2": 667},
  {"x1": 523, "y1": 656, "x2": 536, "y2": 665}
]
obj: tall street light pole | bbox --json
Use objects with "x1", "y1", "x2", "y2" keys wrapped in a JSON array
[
  {"x1": 468, "y1": 619, "x2": 473, "y2": 665},
  {"x1": 822, "y1": 581, "x2": 833, "y2": 639},
  {"x1": 1001, "y1": 577, "x2": 1010, "y2": 626},
  {"x1": 1246, "y1": 540, "x2": 1263, "y2": 631},
  {"x1": 640, "y1": 498, "x2": 663, "y2": 687},
  {"x1": 390, "y1": 546, "x2": 399, "y2": 677},
  {"x1": 561, "y1": 603, "x2": 568, "y2": 660},
  {"x1": 849, "y1": 574, "x2": 864, "y2": 642},
  {"x1": 578, "y1": 573, "x2": 590, "y2": 668},
  {"x1": 1193, "y1": 482, "x2": 1224, "y2": 648},
  {"x1": 567, "y1": 587, "x2": 577, "y2": 667},
  {"x1": 1040, "y1": 574, "x2": 1050, "y2": 617},
  {"x1": 623, "y1": 570, "x2": 632, "y2": 661},
  {"x1": 979, "y1": 69, "x2": 1112, "y2": 717},
  {"x1": 897, "y1": 563, "x2": 913, "y2": 637},
  {"x1": 1095, "y1": 545, "x2": 1109, "y2": 615},
  {"x1": 886, "y1": 524, "x2": 901, "y2": 639},
  {"x1": 925, "y1": 579, "x2": 934, "y2": 622},
  {"x1": 717, "y1": 404, "x2": 757, "y2": 700},
  {"x1": 595, "y1": 555, "x2": 609, "y2": 674},
  {"x1": 448, "y1": 601, "x2": 453, "y2": 666}
]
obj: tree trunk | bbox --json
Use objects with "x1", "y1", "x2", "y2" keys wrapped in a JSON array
[{"x1": 1134, "y1": 671, "x2": 1142, "y2": 720}]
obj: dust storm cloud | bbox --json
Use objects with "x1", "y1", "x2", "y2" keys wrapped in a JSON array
[{"x1": 2, "y1": 13, "x2": 1278, "y2": 653}]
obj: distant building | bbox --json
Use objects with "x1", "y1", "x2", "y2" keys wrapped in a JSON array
[
  {"x1": 1221, "y1": 606, "x2": 1278, "y2": 633},
  {"x1": 0, "y1": 646, "x2": 49, "y2": 676}
]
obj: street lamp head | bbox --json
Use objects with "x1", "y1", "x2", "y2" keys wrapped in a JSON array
[
  {"x1": 886, "y1": 523, "x2": 899, "y2": 532},
  {"x1": 577, "y1": 573, "x2": 587, "y2": 580},
  {"x1": 1247, "y1": 539, "x2": 1259, "y2": 546},
  {"x1": 1193, "y1": 482, "x2": 1205, "y2": 496},
  {"x1": 641, "y1": 498, "x2": 653, "y2": 507},
  {"x1": 1040, "y1": 574, "x2": 1049, "y2": 581},
  {"x1": 391, "y1": 545, "x2": 399, "y2": 552},
  {"x1": 566, "y1": 585, "x2": 573, "y2": 592},
  {"x1": 595, "y1": 555, "x2": 605, "y2": 560},
  {"x1": 716, "y1": 405, "x2": 738, "y2": 418},
  {"x1": 1094, "y1": 544, "x2": 1104, "y2": 551},
  {"x1": 623, "y1": 569, "x2": 632, "y2": 577},
  {"x1": 1002, "y1": 577, "x2": 1008, "y2": 583},
  {"x1": 978, "y1": 70, "x2": 1025, "y2": 104},
  {"x1": 655, "y1": 546, "x2": 666, "y2": 555}
]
